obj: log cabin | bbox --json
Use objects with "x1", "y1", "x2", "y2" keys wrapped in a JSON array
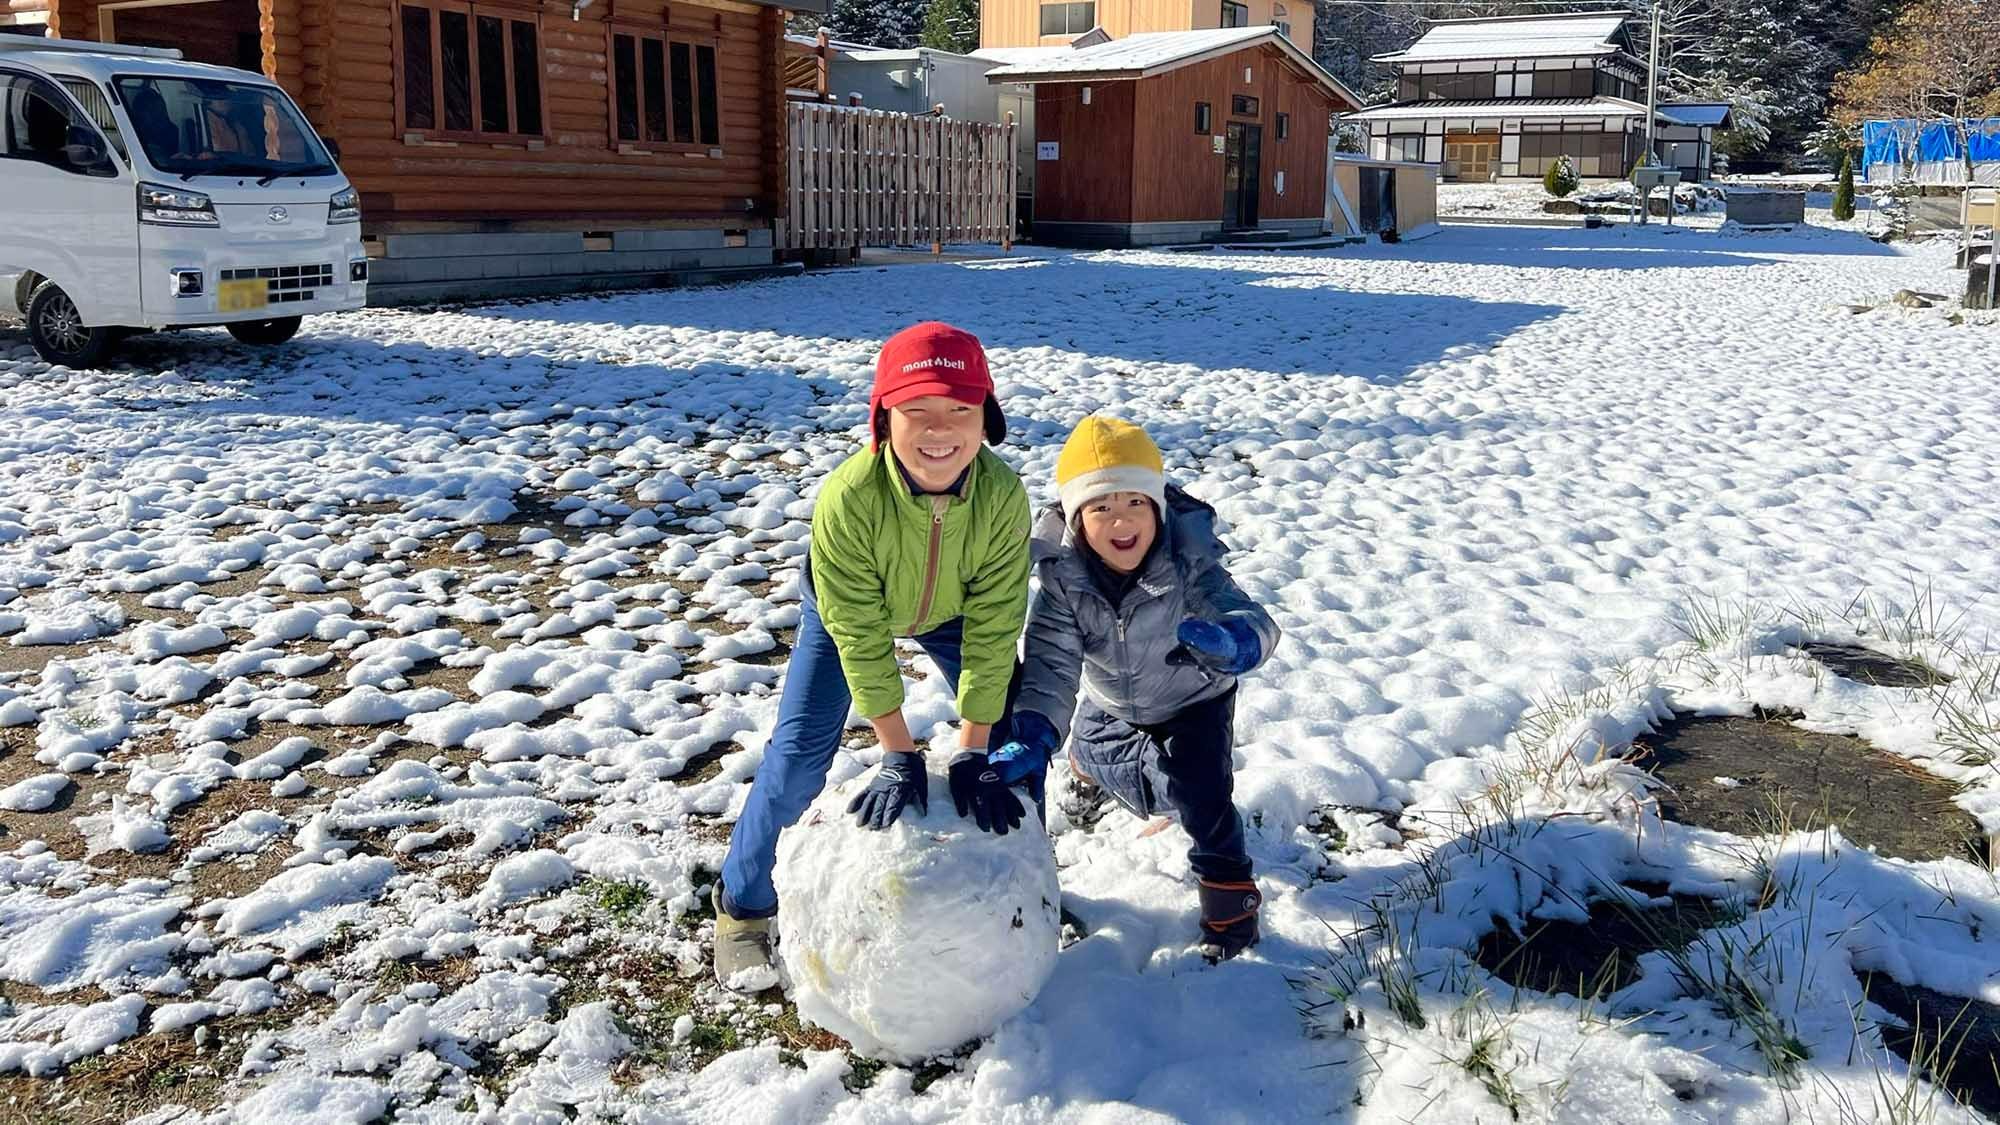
[{"x1": 2, "y1": 0, "x2": 824, "y2": 302}]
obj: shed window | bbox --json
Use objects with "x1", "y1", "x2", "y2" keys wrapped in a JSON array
[
  {"x1": 1275, "y1": 111, "x2": 1288, "y2": 140},
  {"x1": 1038, "y1": 1, "x2": 1095, "y2": 35},
  {"x1": 610, "y1": 24, "x2": 721, "y2": 149},
  {"x1": 1230, "y1": 94, "x2": 1258, "y2": 117},
  {"x1": 397, "y1": 2, "x2": 544, "y2": 139},
  {"x1": 1220, "y1": 1, "x2": 1248, "y2": 27},
  {"x1": 1194, "y1": 101, "x2": 1211, "y2": 133}
]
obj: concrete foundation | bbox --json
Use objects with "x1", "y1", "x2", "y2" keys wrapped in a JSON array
[{"x1": 363, "y1": 226, "x2": 783, "y2": 306}]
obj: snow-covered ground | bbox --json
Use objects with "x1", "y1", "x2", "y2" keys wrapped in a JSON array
[{"x1": 1, "y1": 221, "x2": 1998, "y2": 1124}]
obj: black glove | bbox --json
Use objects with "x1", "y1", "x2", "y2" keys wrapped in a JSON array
[
  {"x1": 948, "y1": 751, "x2": 1026, "y2": 836},
  {"x1": 847, "y1": 751, "x2": 927, "y2": 830}
]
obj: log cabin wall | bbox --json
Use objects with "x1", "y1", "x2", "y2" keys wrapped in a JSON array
[{"x1": 329, "y1": 0, "x2": 778, "y2": 225}]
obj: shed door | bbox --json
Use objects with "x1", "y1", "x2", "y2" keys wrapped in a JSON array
[
  {"x1": 1358, "y1": 167, "x2": 1397, "y2": 234},
  {"x1": 1224, "y1": 122, "x2": 1261, "y2": 230}
]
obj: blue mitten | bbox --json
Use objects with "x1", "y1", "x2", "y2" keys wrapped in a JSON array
[
  {"x1": 1167, "y1": 617, "x2": 1261, "y2": 675},
  {"x1": 987, "y1": 711, "x2": 1059, "y2": 788}
]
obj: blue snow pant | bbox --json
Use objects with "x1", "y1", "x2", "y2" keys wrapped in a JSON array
[
  {"x1": 1068, "y1": 688, "x2": 1252, "y2": 883},
  {"x1": 719, "y1": 564, "x2": 1027, "y2": 920}
]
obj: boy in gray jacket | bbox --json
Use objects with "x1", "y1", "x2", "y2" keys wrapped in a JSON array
[{"x1": 989, "y1": 415, "x2": 1280, "y2": 962}]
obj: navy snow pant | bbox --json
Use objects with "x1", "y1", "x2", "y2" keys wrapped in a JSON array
[
  {"x1": 1068, "y1": 689, "x2": 1252, "y2": 884},
  {"x1": 719, "y1": 565, "x2": 1023, "y2": 920}
]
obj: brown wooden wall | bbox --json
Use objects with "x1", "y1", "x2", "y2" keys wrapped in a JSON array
[
  {"x1": 1029, "y1": 79, "x2": 1136, "y2": 223},
  {"x1": 110, "y1": 0, "x2": 261, "y2": 68},
  {"x1": 1131, "y1": 45, "x2": 1342, "y2": 223},
  {"x1": 38, "y1": 0, "x2": 786, "y2": 228},
  {"x1": 981, "y1": 0, "x2": 1191, "y2": 51},
  {"x1": 323, "y1": 0, "x2": 782, "y2": 224},
  {"x1": 1030, "y1": 43, "x2": 1348, "y2": 228}
]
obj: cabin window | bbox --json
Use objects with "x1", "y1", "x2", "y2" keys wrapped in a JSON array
[
  {"x1": 1275, "y1": 112, "x2": 1288, "y2": 140},
  {"x1": 609, "y1": 24, "x2": 722, "y2": 150},
  {"x1": 397, "y1": 2, "x2": 544, "y2": 140},
  {"x1": 1230, "y1": 94, "x2": 1258, "y2": 117},
  {"x1": 1220, "y1": 1, "x2": 1248, "y2": 28},
  {"x1": 1194, "y1": 102, "x2": 1211, "y2": 133},
  {"x1": 1038, "y1": 1, "x2": 1095, "y2": 36}
]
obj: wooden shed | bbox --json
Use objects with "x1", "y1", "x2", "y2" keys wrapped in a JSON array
[
  {"x1": 4, "y1": 0, "x2": 823, "y2": 302},
  {"x1": 983, "y1": 27, "x2": 1360, "y2": 248}
]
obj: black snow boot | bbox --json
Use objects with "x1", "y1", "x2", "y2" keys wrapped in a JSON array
[{"x1": 1195, "y1": 878, "x2": 1262, "y2": 963}]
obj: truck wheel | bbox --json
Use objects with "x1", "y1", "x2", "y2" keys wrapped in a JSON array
[
  {"x1": 226, "y1": 317, "x2": 303, "y2": 347},
  {"x1": 25, "y1": 282, "x2": 116, "y2": 368}
]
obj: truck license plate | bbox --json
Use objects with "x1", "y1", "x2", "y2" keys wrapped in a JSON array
[{"x1": 217, "y1": 279, "x2": 268, "y2": 313}]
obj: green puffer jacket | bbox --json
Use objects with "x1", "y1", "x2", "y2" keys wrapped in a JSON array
[{"x1": 808, "y1": 444, "x2": 1031, "y2": 725}]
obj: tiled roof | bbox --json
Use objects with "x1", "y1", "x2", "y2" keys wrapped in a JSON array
[{"x1": 1374, "y1": 13, "x2": 1630, "y2": 63}]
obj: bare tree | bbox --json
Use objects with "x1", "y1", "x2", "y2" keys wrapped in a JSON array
[{"x1": 1832, "y1": 0, "x2": 2000, "y2": 180}]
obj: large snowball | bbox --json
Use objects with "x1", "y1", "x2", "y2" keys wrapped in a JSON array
[{"x1": 774, "y1": 762, "x2": 1061, "y2": 1062}]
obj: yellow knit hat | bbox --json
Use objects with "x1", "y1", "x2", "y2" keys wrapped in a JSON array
[{"x1": 1055, "y1": 416, "x2": 1166, "y2": 522}]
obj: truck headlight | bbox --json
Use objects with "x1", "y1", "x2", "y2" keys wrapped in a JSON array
[
  {"x1": 139, "y1": 183, "x2": 219, "y2": 226},
  {"x1": 329, "y1": 187, "x2": 361, "y2": 224}
]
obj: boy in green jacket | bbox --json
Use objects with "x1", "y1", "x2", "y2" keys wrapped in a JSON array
[{"x1": 713, "y1": 321, "x2": 1035, "y2": 988}]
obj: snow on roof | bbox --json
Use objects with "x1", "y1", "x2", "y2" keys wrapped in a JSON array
[
  {"x1": 1345, "y1": 96, "x2": 1647, "y2": 122},
  {"x1": 1661, "y1": 102, "x2": 1732, "y2": 128},
  {"x1": 1373, "y1": 12, "x2": 1631, "y2": 64},
  {"x1": 969, "y1": 46, "x2": 1074, "y2": 67},
  {"x1": 981, "y1": 27, "x2": 1362, "y2": 107},
  {"x1": 983, "y1": 26, "x2": 1273, "y2": 76}
]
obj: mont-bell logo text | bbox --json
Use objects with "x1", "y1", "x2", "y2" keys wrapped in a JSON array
[{"x1": 899, "y1": 356, "x2": 968, "y2": 375}]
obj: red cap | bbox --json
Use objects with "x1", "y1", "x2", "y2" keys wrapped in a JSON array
[{"x1": 869, "y1": 321, "x2": 1006, "y2": 449}]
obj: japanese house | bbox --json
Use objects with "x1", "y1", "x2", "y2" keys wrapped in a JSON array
[{"x1": 1344, "y1": 11, "x2": 1730, "y2": 183}]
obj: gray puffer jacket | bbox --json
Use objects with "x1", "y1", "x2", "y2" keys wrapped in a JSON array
[{"x1": 1015, "y1": 485, "x2": 1280, "y2": 740}]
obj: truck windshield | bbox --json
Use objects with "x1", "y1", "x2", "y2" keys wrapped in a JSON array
[{"x1": 111, "y1": 75, "x2": 335, "y2": 180}]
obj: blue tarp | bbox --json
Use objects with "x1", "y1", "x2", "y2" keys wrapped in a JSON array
[{"x1": 1864, "y1": 118, "x2": 2000, "y2": 168}]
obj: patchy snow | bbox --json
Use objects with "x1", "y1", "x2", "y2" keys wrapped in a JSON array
[
  {"x1": 1, "y1": 223, "x2": 1997, "y2": 1120},
  {"x1": 0, "y1": 773, "x2": 69, "y2": 812}
]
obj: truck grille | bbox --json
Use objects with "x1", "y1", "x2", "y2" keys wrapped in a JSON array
[{"x1": 220, "y1": 264, "x2": 335, "y2": 304}]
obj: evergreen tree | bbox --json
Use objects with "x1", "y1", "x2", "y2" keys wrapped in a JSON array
[
  {"x1": 1545, "y1": 154, "x2": 1580, "y2": 197},
  {"x1": 920, "y1": 0, "x2": 980, "y2": 54},
  {"x1": 824, "y1": 0, "x2": 928, "y2": 48},
  {"x1": 1833, "y1": 151, "x2": 1857, "y2": 219}
]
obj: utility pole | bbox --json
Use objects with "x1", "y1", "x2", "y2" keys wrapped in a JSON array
[{"x1": 1642, "y1": 4, "x2": 1662, "y2": 168}]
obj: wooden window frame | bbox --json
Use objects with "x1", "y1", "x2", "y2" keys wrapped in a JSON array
[
  {"x1": 1230, "y1": 94, "x2": 1259, "y2": 118},
  {"x1": 605, "y1": 16, "x2": 724, "y2": 156},
  {"x1": 1219, "y1": 0, "x2": 1248, "y2": 28},
  {"x1": 392, "y1": 0, "x2": 549, "y2": 145},
  {"x1": 1275, "y1": 111, "x2": 1288, "y2": 141},
  {"x1": 1194, "y1": 101, "x2": 1210, "y2": 134}
]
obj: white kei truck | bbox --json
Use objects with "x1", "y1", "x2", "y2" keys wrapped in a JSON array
[{"x1": 0, "y1": 36, "x2": 367, "y2": 367}]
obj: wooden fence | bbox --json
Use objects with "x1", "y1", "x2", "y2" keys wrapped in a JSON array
[{"x1": 786, "y1": 103, "x2": 1017, "y2": 251}]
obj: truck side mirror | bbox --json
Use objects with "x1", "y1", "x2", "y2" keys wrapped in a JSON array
[
  {"x1": 324, "y1": 138, "x2": 342, "y2": 161},
  {"x1": 62, "y1": 125, "x2": 113, "y2": 176}
]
